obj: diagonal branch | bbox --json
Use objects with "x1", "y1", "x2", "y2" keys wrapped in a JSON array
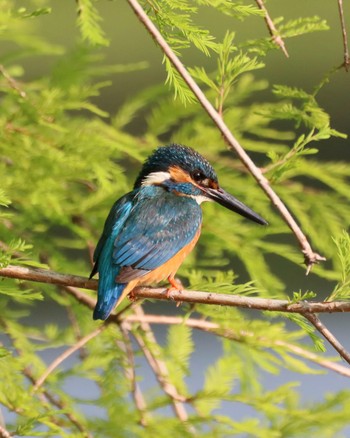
[
  {"x1": 33, "y1": 325, "x2": 105, "y2": 391},
  {"x1": 337, "y1": 0, "x2": 350, "y2": 71},
  {"x1": 126, "y1": 0, "x2": 324, "y2": 272},
  {"x1": 304, "y1": 312, "x2": 350, "y2": 364},
  {"x1": 1, "y1": 316, "x2": 93, "y2": 437},
  {"x1": 130, "y1": 306, "x2": 194, "y2": 431},
  {"x1": 0, "y1": 425, "x2": 12, "y2": 438},
  {"x1": 117, "y1": 323, "x2": 149, "y2": 426},
  {"x1": 124, "y1": 314, "x2": 350, "y2": 378},
  {"x1": 0, "y1": 64, "x2": 26, "y2": 98},
  {"x1": 254, "y1": 0, "x2": 289, "y2": 57}
]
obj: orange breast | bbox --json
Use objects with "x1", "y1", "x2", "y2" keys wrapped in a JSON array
[
  {"x1": 115, "y1": 227, "x2": 201, "y2": 307},
  {"x1": 139, "y1": 226, "x2": 201, "y2": 285}
]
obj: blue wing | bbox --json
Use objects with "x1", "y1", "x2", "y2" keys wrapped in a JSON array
[
  {"x1": 113, "y1": 185, "x2": 202, "y2": 281},
  {"x1": 91, "y1": 193, "x2": 134, "y2": 320},
  {"x1": 91, "y1": 186, "x2": 202, "y2": 320}
]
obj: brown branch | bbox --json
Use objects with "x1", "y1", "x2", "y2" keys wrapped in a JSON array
[
  {"x1": 0, "y1": 425, "x2": 12, "y2": 438},
  {"x1": 0, "y1": 265, "x2": 96, "y2": 290},
  {"x1": 126, "y1": 0, "x2": 324, "y2": 272},
  {"x1": 3, "y1": 264, "x2": 350, "y2": 314},
  {"x1": 65, "y1": 303, "x2": 88, "y2": 360},
  {"x1": 4, "y1": 264, "x2": 350, "y2": 366},
  {"x1": 254, "y1": 0, "x2": 289, "y2": 57},
  {"x1": 118, "y1": 323, "x2": 149, "y2": 426},
  {"x1": 33, "y1": 326, "x2": 105, "y2": 391},
  {"x1": 131, "y1": 306, "x2": 194, "y2": 430},
  {"x1": 304, "y1": 313, "x2": 350, "y2": 365},
  {"x1": 124, "y1": 314, "x2": 350, "y2": 378},
  {"x1": 337, "y1": 0, "x2": 350, "y2": 71},
  {"x1": 23, "y1": 367, "x2": 93, "y2": 438},
  {"x1": 0, "y1": 64, "x2": 26, "y2": 98},
  {"x1": 1, "y1": 316, "x2": 93, "y2": 437}
]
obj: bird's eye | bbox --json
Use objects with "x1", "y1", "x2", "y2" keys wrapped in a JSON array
[{"x1": 192, "y1": 170, "x2": 205, "y2": 182}]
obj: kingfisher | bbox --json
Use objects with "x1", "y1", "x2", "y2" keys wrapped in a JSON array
[{"x1": 90, "y1": 144, "x2": 267, "y2": 320}]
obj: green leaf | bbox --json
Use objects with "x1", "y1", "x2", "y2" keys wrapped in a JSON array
[{"x1": 76, "y1": 0, "x2": 109, "y2": 46}]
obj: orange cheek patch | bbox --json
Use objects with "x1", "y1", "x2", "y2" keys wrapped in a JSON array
[{"x1": 169, "y1": 165, "x2": 193, "y2": 183}]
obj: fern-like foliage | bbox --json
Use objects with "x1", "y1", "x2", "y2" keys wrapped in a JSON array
[
  {"x1": 76, "y1": 0, "x2": 109, "y2": 46},
  {"x1": 0, "y1": 0, "x2": 350, "y2": 437}
]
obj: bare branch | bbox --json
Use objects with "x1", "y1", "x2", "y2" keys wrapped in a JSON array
[
  {"x1": 0, "y1": 64, "x2": 26, "y2": 98},
  {"x1": 64, "y1": 285, "x2": 96, "y2": 308},
  {"x1": 0, "y1": 265, "x2": 96, "y2": 289},
  {"x1": 304, "y1": 313, "x2": 350, "y2": 365},
  {"x1": 2, "y1": 265, "x2": 350, "y2": 314},
  {"x1": 4, "y1": 264, "x2": 350, "y2": 366},
  {"x1": 118, "y1": 324, "x2": 149, "y2": 426},
  {"x1": 124, "y1": 314, "x2": 350, "y2": 377},
  {"x1": 33, "y1": 326, "x2": 105, "y2": 390},
  {"x1": 254, "y1": 0, "x2": 289, "y2": 57},
  {"x1": 130, "y1": 306, "x2": 194, "y2": 429},
  {"x1": 126, "y1": 0, "x2": 324, "y2": 272},
  {"x1": 337, "y1": 0, "x2": 350, "y2": 71},
  {"x1": 0, "y1": 425, "x2": 12, "y2": 438},
  {"x1": 1, "y1": 316, "x2": 93, "y2": 437},
  {"x1": 23, "y1": 367, "x2": 93, "y2": 437},
  {"x1": 275, "y1": 340, "x2": 350, "y2": 377}
]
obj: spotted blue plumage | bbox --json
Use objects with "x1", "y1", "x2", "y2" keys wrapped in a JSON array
[{"x1": 134, "y1": 144, "x2": 217, "y2": 188}]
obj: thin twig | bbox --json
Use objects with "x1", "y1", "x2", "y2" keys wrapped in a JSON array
[
  {"x1": 65, "y1": 303, "x2": 88, "y2": 360},
  {"x1": 304, "y1": 312, "x2": 350, "y2": 365},
  {"x1": 124, "y1": 314, "x2": 350, "y2": 377},
  {"x1": 131, "y1": 306, "x2": 193, "y2": 428},
  {"x1": 64, "y1": 285, "x2": 96, "y2": 308},
  {"x1": 337, "y1": 0, "x2": 350, "y2": 71},
  {"x1": 33, "y1": 326, "x2": 105, "y2": 391},
  {"x1": 3, "y1": 265, "x2": 350, "y2": 314},
  {"x1": 255, "y1": 0, "x2": 289, "y2": 57},
  {"x1": 0, "y1": 64, "x2": 26, "y2": 98},
  {"x1": 275, "y1": 340, "x2": 350, "y2": 377},
  {"x1": 23, "y1": 368, "x2": 93, "y2": 437},
  {"x1": 126, "y1": 0, "x2": 324, "y2": 272},
  {"x1": 118, "y1": 323, "x2": 149, "y2": 426},
  {"x1": 1, "y1": 316, "x2": 93, "y2": 437}
]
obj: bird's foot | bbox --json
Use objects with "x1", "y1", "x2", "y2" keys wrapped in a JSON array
[
  {"x1": 166, "y1": 276, "x2": 183, "y2": 307},
  {"x1": 128, "y1": 288, "x2": 138, "y2": 302}
]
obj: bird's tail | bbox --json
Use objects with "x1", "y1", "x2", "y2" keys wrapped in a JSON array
[{"x1": 93, "y1": 268, "x2": 127, "y2": 320}]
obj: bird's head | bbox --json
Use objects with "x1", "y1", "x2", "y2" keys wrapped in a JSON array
[{"x1": 134, "y1": 144, "x2": 267, "y2": 225}]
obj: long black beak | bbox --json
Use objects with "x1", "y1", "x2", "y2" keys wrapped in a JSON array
[{"x1": 203, "y1": 187, "x2": 268, "y2": 225}]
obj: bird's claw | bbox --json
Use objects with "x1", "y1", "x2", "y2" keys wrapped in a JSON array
[
  {"x1": 128, "y1": 289, "x2": 138, "y2": 302},
  {"x1": 166, "y1": 276, "x2": 183, "y2": 306}
]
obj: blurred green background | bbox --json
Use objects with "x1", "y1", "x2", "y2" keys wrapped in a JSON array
[{"x1": 19, "y1": 0, "x2": 350, "y2": 162}]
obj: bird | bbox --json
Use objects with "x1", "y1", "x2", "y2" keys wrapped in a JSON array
[{"x1": 90, "y1": 144, "x2": 267, "y2": 320}]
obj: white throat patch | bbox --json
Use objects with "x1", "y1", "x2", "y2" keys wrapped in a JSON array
[
  {"x1": 191, "y1": 195, "x2": 211, "y2": 205},
  {"x1": 141, "y1": 171, "x2": 171, "y2": 186}
]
